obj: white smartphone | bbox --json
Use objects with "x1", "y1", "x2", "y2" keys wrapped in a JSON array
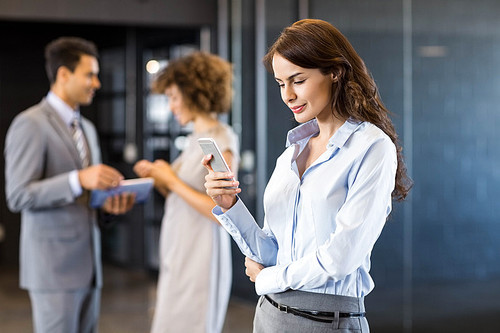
[{"x1": 198, "y1": 138, "x2": 233, "y2": 178}]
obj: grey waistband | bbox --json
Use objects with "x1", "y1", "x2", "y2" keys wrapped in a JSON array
[{"x1": 268, "y1": 290, "x2": 365, "y2": 313}]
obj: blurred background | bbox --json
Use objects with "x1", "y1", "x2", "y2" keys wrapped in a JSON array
[{"x1": 1, "y1": 0, "x2": 499, "y2": 332}]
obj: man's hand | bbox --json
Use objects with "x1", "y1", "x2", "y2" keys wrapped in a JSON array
[
  {"x1": 78, "y1": 164, "x2": 124, "y2": 190},
  {"x1": 101, "y1": 192, "x2": 136, "y2": 215}
]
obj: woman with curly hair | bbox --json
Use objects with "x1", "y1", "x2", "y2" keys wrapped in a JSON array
[
  {"x1": 134, "y1": 52, "x2": 239, "y2": 333},
  {"x1": 203, "y1": 19, "x2": 412, "y2": 332}
]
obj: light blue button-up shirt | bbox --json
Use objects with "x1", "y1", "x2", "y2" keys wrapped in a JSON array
[{"x1": 214, "y1": 118, "x2": 397, "y2": 297}]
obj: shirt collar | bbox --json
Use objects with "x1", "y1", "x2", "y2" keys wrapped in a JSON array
[
  {"x1": 46, "y1": 91, "x2": 80, "y2": 127},
  {"x1": 285, "y1": 118, "x2": 363, "y2": 149}
]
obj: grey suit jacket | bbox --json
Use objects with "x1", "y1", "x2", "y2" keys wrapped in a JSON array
[{"x1": 4, "y1": 98, "x2": 103, "y2": 291}]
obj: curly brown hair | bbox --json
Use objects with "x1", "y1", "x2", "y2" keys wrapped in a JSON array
[
  {"x1": 263, "y1": 19, "x2": 412, "y2": 201},
  {"x1": 151, "y1": 52, "x2": 233, "y2": 115}
]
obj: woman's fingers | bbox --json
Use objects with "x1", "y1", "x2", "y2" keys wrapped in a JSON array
[
  {"x1": 205, "y1": 178, "x2": 239, "y2": 193},
  {"x1": 201, "y1": 154, "x2": 213, "y2": 171}
]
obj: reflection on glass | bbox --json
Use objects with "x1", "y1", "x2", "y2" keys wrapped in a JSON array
[{"x1": 146, "y1": 93, "x2": 170, "y2": 132}]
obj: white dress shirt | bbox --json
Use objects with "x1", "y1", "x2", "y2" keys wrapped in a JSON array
[{"x1": 214, "y1": 118, "x2": 397, "y2": 297}]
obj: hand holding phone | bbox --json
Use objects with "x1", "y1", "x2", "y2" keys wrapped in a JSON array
[
  {"x1": 198, "y1": 138, "x2": 233, "y2": 178},
  {"x1": 199, "y1": 137, "x2": 240, "y2": 209}
]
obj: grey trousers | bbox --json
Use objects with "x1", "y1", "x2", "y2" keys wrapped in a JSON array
[
  {"x1": 29, "y1": 287, "x2": 101, "y2": 333},
  {"x1": 253, "y1": 290, "x2": 369, "y2": 333}
]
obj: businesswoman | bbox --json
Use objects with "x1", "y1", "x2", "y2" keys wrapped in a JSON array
[
  {"x1": 203, "y1": 19, "x2": 412, "y2": 332},
  {"x1": 134, "y1": 52, "x2": 239, "y2": 333}
]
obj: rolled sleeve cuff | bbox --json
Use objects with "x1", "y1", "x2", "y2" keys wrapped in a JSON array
[
  {"x1": 69, "y1": 170, "x2": 83, "y2": 197},
  {"x1": 212, "y1": 197, "x2": 254, "y2": 234},
  {"x1": 255, "y1": 265, "x2": 286, "y2": 295},
  {"x1": 212, "y1": 198, "x2": 270, "y2": 263}
]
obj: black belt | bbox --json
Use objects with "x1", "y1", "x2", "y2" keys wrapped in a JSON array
[{"x1": 264, "y1": 295, "x2": 366, "y2": 324}]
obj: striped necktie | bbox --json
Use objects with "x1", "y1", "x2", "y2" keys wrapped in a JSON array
[{"x1": 71, "y1": 117, "x2": 90, "y2": 168}]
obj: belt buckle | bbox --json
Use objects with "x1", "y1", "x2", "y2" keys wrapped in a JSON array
[{"x1": 278, "y1": 303, "x2": 289, "y2": 313}]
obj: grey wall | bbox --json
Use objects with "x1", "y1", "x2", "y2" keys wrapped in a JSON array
[
  {"x1": 0, "y1": 0, "x2": 216, "y2": 27},
  {"x1": 411, "y1": 0, "x2": 500, "y2": 282}
]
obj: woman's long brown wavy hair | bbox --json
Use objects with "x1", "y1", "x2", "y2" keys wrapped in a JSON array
[{"x1": 264, "y1": 19, "x2": 412, "y2": 201}]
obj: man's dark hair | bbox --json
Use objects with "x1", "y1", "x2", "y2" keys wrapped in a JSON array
[{"x1": 44, "y1": 36, "x2": 99, "y2": 84}]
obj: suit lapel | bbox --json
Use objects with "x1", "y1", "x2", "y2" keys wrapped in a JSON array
[
  {"x1": 40, "y1": 99, "x2": 84, "y2": 168},
  {"x1": 80, "y1": 120, "x2": 95, "y2": 165}
]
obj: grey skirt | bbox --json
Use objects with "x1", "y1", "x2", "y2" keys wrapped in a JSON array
[{"x1": 253, "y1": 290, "x2": 369, "y2": 333}]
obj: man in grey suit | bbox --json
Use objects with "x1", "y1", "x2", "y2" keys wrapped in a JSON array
[{"x1": 4, "y1": 37, "x2": 136, "y2": 333}]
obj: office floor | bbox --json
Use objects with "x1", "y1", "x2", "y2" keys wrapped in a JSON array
[
  {"x1": 0, "y1": 264, "x2": 255, "y2": 333},
  {"x1": 1, "y1": 263, "x2": 500, "y2": 332}
]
